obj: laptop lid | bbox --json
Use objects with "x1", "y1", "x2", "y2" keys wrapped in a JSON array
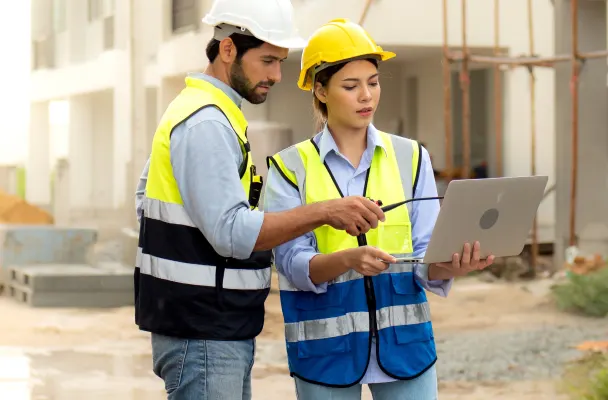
[{"x1": 422, "y1": 176, "x2": 549, "y2": 264}]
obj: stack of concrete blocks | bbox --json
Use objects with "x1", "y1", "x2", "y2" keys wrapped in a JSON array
[{"x1": 0, "y1": 225, "x2": 134, "y2": 308}]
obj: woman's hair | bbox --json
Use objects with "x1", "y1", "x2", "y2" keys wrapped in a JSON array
[{"x1": 312, "y1": 58, "x2": 379, "y2": 126}]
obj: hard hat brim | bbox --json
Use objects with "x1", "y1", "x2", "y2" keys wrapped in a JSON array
[
  {"x1": 202, "y1": 16, "x2": 308, "y2": 50},
  {"x1": 297, "y1": 50, "x2": 396, "y2": 91}
]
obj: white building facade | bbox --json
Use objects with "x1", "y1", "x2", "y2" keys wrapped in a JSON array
[{"x1": 26, "y1": 0, "x2": 608, "y2": 261}]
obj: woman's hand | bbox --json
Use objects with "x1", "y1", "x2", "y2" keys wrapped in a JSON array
[{"x1": 428, "y1": 241, "x2": 495, "y2": 280}]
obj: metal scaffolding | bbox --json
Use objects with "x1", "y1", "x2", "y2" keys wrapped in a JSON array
[{"x1": 442, "y1": 0, "x2": 608, "y2": 272}]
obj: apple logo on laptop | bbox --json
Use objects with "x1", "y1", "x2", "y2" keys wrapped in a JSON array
[{"x1": 480, "y1": 208, "x2": 499, "y2": 230}]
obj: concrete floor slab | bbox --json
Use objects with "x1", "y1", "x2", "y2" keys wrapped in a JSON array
[
  {"x1": 8, "y1": 264, "x2": 133, "y2": 292},
  {"x1": 8, "y1": 282, "x2": 133, "y2": 308}
]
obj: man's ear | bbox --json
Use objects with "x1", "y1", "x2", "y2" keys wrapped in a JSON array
[
  {"x1": 314, "y1": 82, "x2": 328, "y2": 104},
  {"x1": 218, "y1": 37, "x2": 237, "y2": 63}
]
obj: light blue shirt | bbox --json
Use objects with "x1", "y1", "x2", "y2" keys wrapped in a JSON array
[{"x1": 263, "y1": 124, "x2": 453, "y2": 384}]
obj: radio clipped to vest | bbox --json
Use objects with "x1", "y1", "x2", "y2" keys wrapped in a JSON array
[{"x1": 248, "y1": 164, "x2": 263, "y2": 209}]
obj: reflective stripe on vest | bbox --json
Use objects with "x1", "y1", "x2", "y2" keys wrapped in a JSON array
[
  {"x1": 284, "y1": 303, "x2": 431, "y2": 342},
  {"x1": 136, "y1": 247, "x2": 270, "y2": 290}
]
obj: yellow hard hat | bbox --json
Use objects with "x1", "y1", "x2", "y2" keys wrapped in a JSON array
[{"x1": 297, "y1": 18, "x2": 396, "y2": 91}]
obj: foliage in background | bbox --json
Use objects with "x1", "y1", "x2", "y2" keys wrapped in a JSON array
[
  {"x1": 16, "y1": 166, "x2": 26, "y2": 199},
  {"x1": 551, "y1": 267, "x2": 608, "y2": 317},
  {"x1": 561, "y1": 351, "x2": 608, "y2": 400}
]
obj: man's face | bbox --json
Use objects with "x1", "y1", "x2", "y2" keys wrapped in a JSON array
[{"x1": 229, "y1": 43, "x2": 288, "y2": 104}]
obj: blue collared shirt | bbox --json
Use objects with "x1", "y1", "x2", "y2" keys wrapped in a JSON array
[{"x1": 263, "y1": 124, "x2": 453, "y2": 384}]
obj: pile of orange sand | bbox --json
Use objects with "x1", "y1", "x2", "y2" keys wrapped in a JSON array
[{"x1": 0, "y1": 190, "x2": 53, "y2": 225}]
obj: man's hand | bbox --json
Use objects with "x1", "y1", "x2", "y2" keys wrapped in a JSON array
[
  {"x1": 325, "y1": 196, "x2": 386, "y2": 236},
  {"x1": 428, "y1": 241, "x2": 495, "y2": 281},
  {"x1": 341, "y1": 246, "x2": 396, "y2": 277}
]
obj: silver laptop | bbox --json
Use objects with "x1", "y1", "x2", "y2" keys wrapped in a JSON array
[{"x1": 394, "y1": 176, "x2": 549, "y2": 265}]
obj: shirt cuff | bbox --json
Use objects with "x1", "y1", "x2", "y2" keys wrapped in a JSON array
[
  {"x1": 231, "y1": 209, "x2": 265, "y2": 260},
  {"x1": 414, "y1": 263, "x2": 454, "y2": 298},
  {"x1": 290, "y1": 251, "x2": 328, "y2": 294}
]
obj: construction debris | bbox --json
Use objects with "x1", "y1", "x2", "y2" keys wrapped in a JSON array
[
  {"x1": 566, "y1": 253, "x2": 607, "y2": 275},
  {"x1": 0, "y1": 190, "x2": 53, "y2": 225}
]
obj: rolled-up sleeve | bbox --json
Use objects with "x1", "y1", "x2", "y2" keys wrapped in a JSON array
[
  {"x1": 169, "y1": 114, "x2": 264, "y2": 260},
  {"x1": 263, "y1": 165, "x2": 328, "y2": 293},
  {"x1": 411, "y1": 146, "x2": 454, "y2": 297}
]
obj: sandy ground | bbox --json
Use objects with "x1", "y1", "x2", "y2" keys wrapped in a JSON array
[{"x1": 0, "y1": 275, "x2": 603, "y2": 399}]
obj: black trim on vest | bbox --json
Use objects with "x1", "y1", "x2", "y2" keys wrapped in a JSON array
[
  {"x1": 142, "y1": 217, "x2": 271, "y2": 270},
  {"x1": 266, "y1": 155, "x2": 299, "y2": 192},
  {"x1": 136, "y1": 214, "x2": 272, "y2": 340},
  {"x1": 412, "y1": 141, "x2": 423, "y2": 195},
  {"x1": 135, "y1": 272, "x2": 269, "y2": 340}
]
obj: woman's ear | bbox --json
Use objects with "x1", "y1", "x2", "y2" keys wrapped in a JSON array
[{"x1": 314, "y1": 82, "x2": 328, "y2": 104}]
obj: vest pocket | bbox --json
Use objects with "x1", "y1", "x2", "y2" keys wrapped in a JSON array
[
  {"x1": 390, "y1": 272, "x2": 422, "y2": 295},
  {"x1": 388, "y1": 273, "x2": 432, "y2": 345},
  {"x1": 369, "y1": 221, "x2": 413, "y2": 255},
  {"x1": 393, "y1": 320, "x2": 434, "y2": 345}
]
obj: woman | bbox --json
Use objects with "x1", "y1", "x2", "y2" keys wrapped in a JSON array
[{"x1": 264, "y1": 19, "x2": 494, "y2": 399}]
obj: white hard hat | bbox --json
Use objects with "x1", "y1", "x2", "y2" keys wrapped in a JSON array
[{"x1": 202, "y1": 0, "x2": 307, "y2": 50}]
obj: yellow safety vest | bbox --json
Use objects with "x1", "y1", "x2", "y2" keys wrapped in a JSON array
[
  {"x1": 135, "y1": 76, "x2": 271, "y2": 340},
  {"x1": 146, "y1": 76, "x2": 262, "y2": 209}
]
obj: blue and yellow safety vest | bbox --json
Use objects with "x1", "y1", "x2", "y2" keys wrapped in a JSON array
[
  {"x1": 135, "y1": 77, "x2": 271, "y2": 340},
  {"x1": 267, "y1": 132, "x2": 437, "y2": 386}
]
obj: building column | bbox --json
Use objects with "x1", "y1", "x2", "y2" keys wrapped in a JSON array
[
  {"x1": 68, "y1": 95, "x2": 94, "y2": 209},
  {"x1": 25, "y1": 102, "x2": 51, "y2": 208},
  {"x1": 91, "y1": 92, "x2": 114, "y2": 210},
  {"x1": 554, "y1": 0, "x2": 608, "y2": 264}
]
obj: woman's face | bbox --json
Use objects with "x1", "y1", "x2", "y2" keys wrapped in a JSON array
[{"x1": 316, "y1": 60, "x2": 381, "y2": 130}]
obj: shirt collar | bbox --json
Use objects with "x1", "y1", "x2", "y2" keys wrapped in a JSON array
[
  {"x1": 317, "y1": 123, "x2": 388, "y2": 163},
  {"x1": 188, "y1": 72, "x2": 244, "y2": 109}
]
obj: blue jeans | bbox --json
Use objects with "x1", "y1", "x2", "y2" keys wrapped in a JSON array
[
  {"x1": 151, "y1": 333, "x2": 255, "y2": 400},
  {"x1": 294, "y1": 365, "x2": 438, "y2": 400}
]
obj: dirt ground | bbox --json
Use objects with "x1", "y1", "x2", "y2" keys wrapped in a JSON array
[{"x1": 0, "y1": 275, "x2": 601, "y2": 399}]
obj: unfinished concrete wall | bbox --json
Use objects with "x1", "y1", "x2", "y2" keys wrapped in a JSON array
[{"x1": 554, "y1": 0, "x2": 608, "y2": 264}]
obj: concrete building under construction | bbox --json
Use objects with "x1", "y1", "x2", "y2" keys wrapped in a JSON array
[{"x1": 19, "y1": 0, "x2": 608, "y2": 265}]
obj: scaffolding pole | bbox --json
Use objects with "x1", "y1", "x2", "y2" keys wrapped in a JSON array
[
  {"x1": 493, "y1": 0, "x2": 503, "y2": 177},
  {"x1": 527, "y1": 0, "x2": 539, "y2": 272},
  {"x1": 569, "y1": 0, "x2": 579, "y2": 247},
  {"x1": 460, "y1": 0, "x2": 471, "y2": 179},
  {"x1": 442, "y1": 0, "x2": 453, "y2": 175}
]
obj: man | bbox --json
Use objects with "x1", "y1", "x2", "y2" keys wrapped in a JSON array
[{"x1": 134, "y1": 1, "x2": 387, "y2": 399}]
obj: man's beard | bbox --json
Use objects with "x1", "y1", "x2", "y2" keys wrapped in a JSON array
[{"x1": 229, "y1": 60, "x2": 274, "y2": 105}]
